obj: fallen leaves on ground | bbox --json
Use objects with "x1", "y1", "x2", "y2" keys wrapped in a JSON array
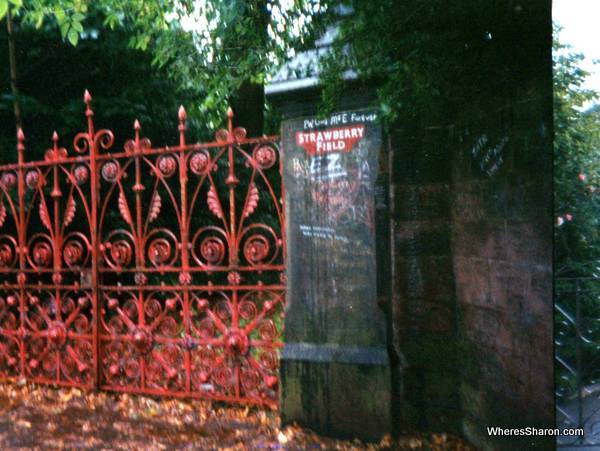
[{"x1": 0, "y1": 379, "x2": 473, "y2": 450}]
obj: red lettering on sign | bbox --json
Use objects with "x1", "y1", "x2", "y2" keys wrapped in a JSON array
[{"x1": 295, "y1": 124, "x2": 365, "y2": 156}]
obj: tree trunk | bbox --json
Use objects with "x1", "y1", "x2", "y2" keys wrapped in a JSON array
[
  {"x1": 230, "y1": 80, "x2": 265, "y2": 137},
  {"x1": 228, "y1": 0, "x2": 268, "y2": 137},
  {"x1": 6, "y1": 5, "x2": 22, "y2": 131}
]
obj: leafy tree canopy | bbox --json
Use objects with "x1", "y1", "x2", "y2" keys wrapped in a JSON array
[
  {"x1": 318, "y1": 0, "x2": 550, "y2": 126},
  {"x1": 553, "y1": 24, "x2": 600, "y2": 401},
  {"x1": 0, "y1": 5, "x2": 205, "y2": 163},
  {"x1": 1, "y1": 0, "x2": 324, "y2": 133},
  {"x1": 554, "y1": 25, "x2": 600, "y2": 277}
]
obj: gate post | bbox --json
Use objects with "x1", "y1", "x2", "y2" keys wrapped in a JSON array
[{"x1": 280, "y1": 109, "x2": 392, "y2": 441}]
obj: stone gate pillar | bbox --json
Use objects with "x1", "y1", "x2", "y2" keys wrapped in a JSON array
[{"x1": 280, "y1": 109, "x2": 392, "y2": 441}]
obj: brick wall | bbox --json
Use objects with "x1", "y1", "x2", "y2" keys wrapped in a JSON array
[
  {"x1": 450, "y1": 94, "x2": 553, "y2": 449},
  {"x1": 389, "y1": 2, "x2": 553, "y2": 447},
  {"x1": 390, "y1": 99, "x2": 552, "y2": 450}
]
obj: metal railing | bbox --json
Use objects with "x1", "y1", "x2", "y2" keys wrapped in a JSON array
[{"x1": 556, "y1": 277, "x2": 600, "y2": 447}]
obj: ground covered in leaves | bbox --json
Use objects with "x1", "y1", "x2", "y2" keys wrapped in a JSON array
[{"x1": 0, "y1": 380, "x2": 472, "y2": 450}]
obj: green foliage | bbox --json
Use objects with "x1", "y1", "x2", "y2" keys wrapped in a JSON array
[
  {"x1": 553, "y1": 26, "x2": 600, "y2": 404},
  {"x1": 0, "y1": 7, "x2": 206, "y2": 163},
  {"x1": 147, "y1": 1, "x2": 323, "y2": 128},
  {"x1": 11, "y1": 0, "x2": 171, "y2": 50},
  {"x1": 0, "y1": 1, "x2": 8, "y2": 20},
  {"x1": 553, "y1": 26, "x2": 600, "y2": 277},
  {"x1": 318, "y1": 1, "x2": 549, "y2": 129},
  {"x1": 3, "y1": 1, "x2": 324, "y2": 131}
]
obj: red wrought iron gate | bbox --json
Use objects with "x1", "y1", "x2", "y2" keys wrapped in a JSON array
[{"x1": 0, "y1": 92, "x2": 284, "y2": 408}]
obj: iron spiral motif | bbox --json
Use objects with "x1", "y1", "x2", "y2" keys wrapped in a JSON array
[
  {"x1": 0, "y1": 92, "x2": 284, "y2": 407},
  {"x1": 23, "y1": 290, "x2": 94, "y2": 385},
  {"x1": 97, "y1": 109, "x2": 284, "y2": 406}
]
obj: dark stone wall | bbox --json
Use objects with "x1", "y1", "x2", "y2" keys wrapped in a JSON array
[
  {"x1": 389, "y1": 126, "x2": 461, "y2": 433},
  {"x1": 389, "y1": 97, "x2": 552, "y2": 450},
  {"x1": 450, "y1": 91, "x2": 553, "y2": 449},
  {"x1": 389, "y1": 1, "x2": 553, "y2": 448},
  {"x1": 447, "y1": 2, "x2": 553, "y2": 448}
]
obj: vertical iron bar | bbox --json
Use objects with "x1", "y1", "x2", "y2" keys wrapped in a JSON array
[
  {"x1": 16, "y1": 128, "x2": 25, "y2": 378},
  {"x1": 133, "y1": 121, "x2": 146, "y2": 390},
  {"x1": 576, "y1": 279, "x2": 583, "y2": 444},
  {"x1": 279, "y1": 141, "x2": 286, "y2": 270},
  {"x1": 133, "y1": 122, "x2": 144, "y2": 271},
  {"x1": 226, "y1": 110, "x2": 240, "y2": 399},
  {"x1": 226, "y1": 108, "x2": 238, "y2": 266},
  {"x1": 178, "y1": 107, "x2": 192, "y2": 393},
  {"x1": 51, "y1": 134, "x2": 62, "y2": 384},
  {"x1": 85, "y1": 91, "x2": 100, "y2": 390},
  {"x1": 233, "y1": 289, "x2": 240, "y2": 400}
]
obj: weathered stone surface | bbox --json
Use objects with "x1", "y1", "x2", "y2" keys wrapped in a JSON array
[
  {"x1": 280, "y1": 359, "x2": 391, "y2": 441},
  {"x1": 393, "y1": 184, "x2": 451, "y2": 221},
  {"x1": 505, "y1": 222, "x2": 552, "y2": 264},
  {"x1": 451, "y1": 136, "x2": 552, "y2": 449},
  {"x1": 394, "y1": 221, "x2": 452, "y2": 257},
  {"x1": 281, "y1": 109, "x2": 392, "y2": 441},
  {"x1": 391, "y1": 128, "x2": 453, "y2": 185},
  {"x1": 453, "y1": 257, "x2": 492, "y2": 308},
  {"x1": 451, "y1": 221, "x2": 508, "y2": 260}
]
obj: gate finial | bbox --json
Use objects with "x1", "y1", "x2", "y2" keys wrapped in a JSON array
[
  {"x1": 227, "y1": 107, "x2": 234, "y2": 135},
  {"x1": 178, "y1": 105, "x2": 186, "y2": 147},
  {"x1": 52, "y1": 131, "x2": 59, "y2": 159},
  {"x1": 83, "y1": 89, "x2": 95, "y2": 138},
  {"x1": 17, "y1": 127, "x2": 25, "y2": 163},
  {"x1": 133, "y1": 119, "x2": 141, "y2": 146},
  {"x1": 178, "y1": 105, "x2": 186, "y2": 122}
]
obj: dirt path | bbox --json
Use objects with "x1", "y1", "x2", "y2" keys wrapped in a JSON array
[{"x1": 0, "y1": 380, "x2": 472, "y2": 450}]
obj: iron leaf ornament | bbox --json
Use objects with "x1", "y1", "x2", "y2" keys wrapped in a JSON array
[
  {"x1": 243, "y1": 183, "x2": 259, "y2": 219},
  {"x1": 39, "y1": 199, "x2": 52, "y2": 231},
  {"x1": 148, "y1": 192, "x2": 162, "y2": 223},
  {"x1": 0, "y1": 201, "x2": 6, "y2": 228},
  {"x1": 63, "y1": 195, "x2": 76, "y2": 227},
  {"x1": 118, "y1": 190, "x2": 133, "y2": 225},
  {"x1": 208, "y1": 185, "x2": 223, "y2": 219}
]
